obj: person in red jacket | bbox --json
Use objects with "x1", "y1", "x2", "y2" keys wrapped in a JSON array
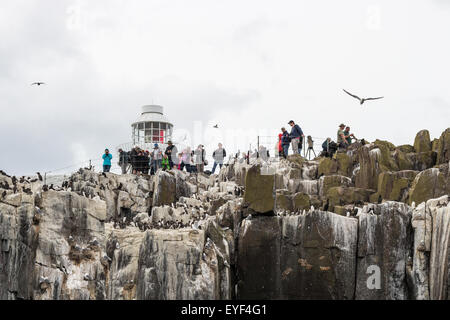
[{"x1": 277, "y1": 133, "x2": 284, "y2": 158}]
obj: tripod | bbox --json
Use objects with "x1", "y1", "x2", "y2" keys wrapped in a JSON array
[{"x1": 306, "y1": 147, "x2": 316, "y2": 160}]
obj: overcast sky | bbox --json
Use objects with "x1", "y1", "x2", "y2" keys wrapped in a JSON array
[{"x1": 1, "y1": 0, "x2": 449, "y2": 175}]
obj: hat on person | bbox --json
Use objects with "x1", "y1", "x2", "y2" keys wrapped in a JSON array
[
  {"x1": 339, "y1": 123, "x2": 345, "y2": 127},
  {"x1": 288, "y1": 120, "x2": 294, "y2": 124},
  {"x1": 154, "y1": 144, "x2": 159, "y2": 148},
  {"x1": 168, "y1": 140, "x2": 173, "y2": 145}
]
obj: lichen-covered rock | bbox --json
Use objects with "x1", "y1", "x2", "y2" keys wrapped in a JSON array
[
  {"x1": 286, "y1": 154, "x2": 305, "y2": 168},
  {"x1": 414, "y1": 130, "x2": 432, "y2": 153},
  {"x1": 355, "y1": 145, "x2": 380, "y2": 191},
  {"x1": 373, "y1": 140, "x2": 399, "y2": 172},
  {"x1": 397, "y1": 144, "x2": 415, "y2": 154},
  {"x1": 318, "y1": 157, "x2": 338, "y2": 177},
  {"x1": 292, "y1": 193, "x2": 311, "y2": 211},
  {"x1": 431, "y1": 139, "x2": 440, "y2": 153},
  {"x1": 318, "y1": 175, "x2": 352, "y2": 197},
  {"x1": 326, "y1": 186, "x2": 373, "y2": 210},
  {"x1": 317, "y1": 153, "x2": 351, "y2": 177},
  {"x1": 243, "y1": 164, "x2": 274, "y2": 214},
  {"x1": 372, "y1": 170, "x2": 418, "y2": 202},
  {"x1": 393, "y1": 149, "x2": 415, "y2": 171},
  {"x1": 436, "y1": 127, "x2": 450, "y2": 165},
  {"x1": 152, "y1": 171, "x2": 176, "y2": 206},
  {"x1": 335, "y1": 152, "x2": 352, "y2": 177},
  {"x1": 408, "y1": 165, "x2": 450, "y2": 205},
  {"x1": 275, "y1": 190, "x2": 293, "y2": 212},
  {"x1": 407, "y1": 151, "x2": 437, "y2": 171}
]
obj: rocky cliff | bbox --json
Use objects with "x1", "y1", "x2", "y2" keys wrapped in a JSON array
[{"x1": 0, "y1": 128, "x2": 449, "y2": 300}]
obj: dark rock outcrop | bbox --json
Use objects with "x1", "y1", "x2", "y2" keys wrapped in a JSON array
[{"x1": 355, "y1": 202, "x2": 412, "y2": 300}]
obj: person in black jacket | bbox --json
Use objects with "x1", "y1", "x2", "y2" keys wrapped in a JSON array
[
  {"x1": 135, "y1": 151, "x2": 143, "y2": 174},
  {"x1": 143, "y1": 150, "x2": 150, "y2": 175},
  {"x1": 320, "y1": 138, "x2": 337, "y2": 158},
  {"x1": 130, "y1": 146, "x2": 139, "y2": 174},
  {"x1": 118, "y1": 149, "x2": 130, "y2": 174},
  {"x1": 164, "y1": 141, "x2": 177, "y2": 169},
  {"x1": 281, "y1": 127, "x2": 291, "y2": 158}
]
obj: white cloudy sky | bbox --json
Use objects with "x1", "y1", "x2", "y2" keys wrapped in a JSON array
[{"x1": 1, "y1": 0, "x2": 449, "y2": 175}]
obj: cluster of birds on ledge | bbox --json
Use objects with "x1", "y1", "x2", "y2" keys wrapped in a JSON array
[
  {"x1": 115, "y1": 198, "x2": 213, "y2": 231},
  {"x1": 0, "y1": 170, "x2": 43, "y2": 196},
  {"x1": 30, "y1": 82, "x2": 384, "y2": 106}
]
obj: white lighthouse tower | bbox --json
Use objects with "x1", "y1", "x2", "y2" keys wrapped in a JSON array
[
  {"x1": 116, "y1": 105, "x2": 173, "y2": 154},
  {"x1": 131, "y1": 105, "x2": 173, "y2": 148}
]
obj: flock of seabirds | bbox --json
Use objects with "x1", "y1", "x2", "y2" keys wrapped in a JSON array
[{"x1": 1, "y1": 84, "x2": 385, "y2": 231}]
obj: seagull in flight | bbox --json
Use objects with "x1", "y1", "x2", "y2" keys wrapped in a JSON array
[
  {"x1": 343, "y1": 89, "x2": 383, "y2": 105},
  {"x1": 213, "y1": 124, "x2": 219, "y2": 128},
  {"x1": 31, "y1": 82, "x2": 46, "y2": 86}
]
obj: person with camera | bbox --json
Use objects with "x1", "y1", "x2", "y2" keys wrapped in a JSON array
[{"x1": 102, "y1": 149, "x2": 112, "y2": 173}]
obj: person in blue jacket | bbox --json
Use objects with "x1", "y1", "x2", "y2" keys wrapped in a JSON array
[
  {"x1": 288, "y1": 120, "x2": 305, "y2": 155},
  {"x1": 102, "y1": 149, "x2": 112, "y2": 173}
]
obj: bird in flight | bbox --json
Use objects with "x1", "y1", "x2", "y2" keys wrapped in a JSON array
[
  {"x1": 213, "y1": 124, "x2": 219, "y2": 128},
  {"x1": 31, "y1": 82, "x2": 45, "y2": 86},
  {"x1": 343, "y1": 89, "x2": 383, "y2": 105}
]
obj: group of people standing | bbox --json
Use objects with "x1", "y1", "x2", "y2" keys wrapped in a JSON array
[
  {"x1": 122, "y1": 143, "x2": 170, "y2": 174},
  {"x1": 103, "y1": 121, "x2": 358, "y2": 174},
  {"x1": 321, "y1": 123, "x2": 357, "y2": 158},
  {"x1": 106, "y1": 141, "x2": 227, "y2": 175},
  {"x1": 276, "y1": 120, "x2": 358, "y2": 160},
  {"x1": 277, "y1": 120, "x2": 305, "y2": 159}
]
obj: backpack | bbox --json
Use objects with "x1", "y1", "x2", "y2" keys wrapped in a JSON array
[{"x1": 329, "y1": 141, "x2": 338, "y2": 151}]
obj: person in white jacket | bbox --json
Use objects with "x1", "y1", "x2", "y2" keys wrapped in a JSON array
[
  {"x1": 151, "y1": 144, "x2": 163, "y2": 173},
  {"x1": 180, "y1": 147, "x2": 192, "y2": 172},
  {"x1": 194, "y1": 145, "x2": 206, "y2": 173}
]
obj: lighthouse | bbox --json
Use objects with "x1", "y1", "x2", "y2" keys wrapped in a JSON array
[{"x1": 131, "y1": 105, "x2": 173, "y2": 148}]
